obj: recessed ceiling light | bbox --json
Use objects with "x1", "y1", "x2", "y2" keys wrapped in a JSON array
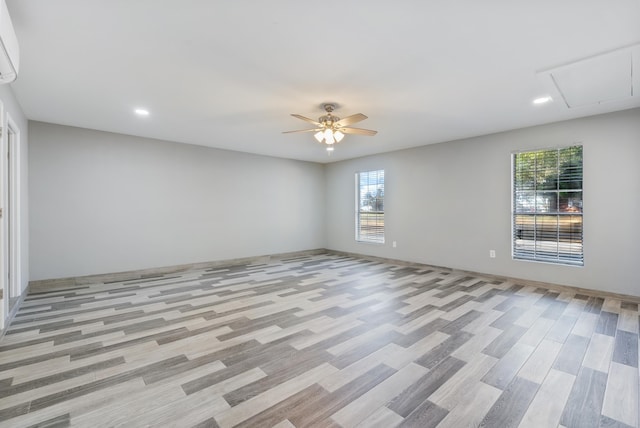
[
  {"x1": 533, "y1": 96, "x2": 552, "y2": 105},
  {"x1": 134, "y1": 108, "x2": 150, "y2": 116}
]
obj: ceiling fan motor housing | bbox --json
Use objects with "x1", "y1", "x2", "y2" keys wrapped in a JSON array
[
  {"x1": 319, "y1": 114, "x2": 339, "y2": 127},
  {"x1": 320, "y1": 104, "x2": 339, "y2": 127}
]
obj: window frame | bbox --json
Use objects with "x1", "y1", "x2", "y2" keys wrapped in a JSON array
[
  {"x1": 355, "y1": 169, "x2": 385, "y2": 244},
  {"x1": 511, "y1": 145, "x2": 583, "y2": 266}
]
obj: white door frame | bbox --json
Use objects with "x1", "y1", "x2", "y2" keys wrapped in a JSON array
[
  {"x1": 0, "y1": 104, "x2": 22, "y2": 329},
  {"x1": 0, "y1": 99, "x2": 4, "y2": 328},
  {"x1": 6, "y1": 114, "x2": 21, "y2": 305}
]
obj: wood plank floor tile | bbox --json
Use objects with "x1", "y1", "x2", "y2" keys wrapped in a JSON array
[
  {"x1": 330, "y1": 362, "x2": 427, "y2": 427},
  {"x1": 612, "y1": 330, "x2": 639, "y2": 368},
  {"x1": 560, "y1": 366, "x2": 608, "y2": 428},
  {"x1": 0, "y1": 371, "x2": 100, "y2": 411},
  {"x1": 451, "y1": 324, "x2": 502, "y2": 362},
  {"x1": 0, "y1": 253, "x2": 637, "y2": 427},
  {"x1": 601, "y1": 361, "x2": 639, "y2": 427},
  {"x1": 4, "y1": 378, "x2": 147, "y2": 428},
  {"x1": 461, "y1": 308, "x2": 504, "y2": 334},
  {"x1": 603, "y1": 299, "x2": 622, "y2": 314},
  {"x1": 387, "y1": 356, "x2": 466, "y2": 417},
  {"x1": 545, "y1": 314, "x2": 579, "y2": 343},
  {"x1": 289, "y1": 319, "x2": 364, "y2": 350},
  {"x1": 124, "y1": 386, "x2": 230, "y2": 428},
  {"x1": 490, "y1": 306, "x2": 524, "y2": 330},
  {"x1": 415, "y1": 331, "x2": 474, "y2": 369},
  {"x1": 597, "y1": 311, "x2": 620, "y2": 337},
  {"x1": 553, "y1": 334, "x2": 591, "y2": 375},
  {"x1": 599, "y1": 415, "x2": 636, "y2": 428},
  {"x1": 513, "y1": 305, "x2": 546, "y2": 329},
  {"x1": 383, "y1": 331, "x2": 449, "y2": 371},
  {"x1": 436, "y1": 381, "x2": 502, "y2": 428},
  {"x1": 620, "y1": 301, "x2": 638, "y2": 311},
  {"x1": 618, "y1": 310, "x2": 639, "y2": 334},
  {"x1": 481, "y1": 342, "x2": 535, "y2": 390},
  {"x1": 0, "y1": 357, "x2": 125, "y2": 399},
  {"x1": 222, "y1": 349, "x2": 331, "y2": 407},
  {"x1": 482, "y1": 324, "x2": 528, "y2": 359},
  {"x1": 519, "y1": 369, "x2": 575, "y2": 428},
  {"x1": 480, "y1": 376, "x2": 540, "y2": 428},
  {"x1": 517, "y1": 339, "x2": 563, "y2": 384},
  {"x1": 213, "y1": 362, "x2": 337, "y2": 428},
  {"x1": 71, "y1": 376, "x2": 192, "y2": 427},
  {"x1": 287, "y1": 364, "x2": 396, "y2": 427},
  {"x1": 518, "y1": 316, "x2": 556, "y2": 347},
  {"x1": 399, "y1": 399, "x2": 448, "y2": 428},
  {"x1": 393, "y1": 308, "x2": 445, "y2": 335},
  {"x1": 319, "y1": 343, "x2": 406, "y2": 392},
  {"x1": 429, "y1": 352, "x2": 497, "y2": 410},
  {"x1": 271, "y1": 420, "x2": 296, "y2": 428},
  {"x1": 582, "y1": 333, "x2": 615, "y2": 373},
  {"x1": 571, "y1": 312, "x2": 599, "y2": 338},
  {"x1": 223, "y1": 383, "x2": 326, "y2": 428},
  {"x1": 354, "y1": 406, "x2": 403, "y2": 428}
]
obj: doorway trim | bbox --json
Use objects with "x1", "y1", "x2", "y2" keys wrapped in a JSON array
[{"x1": 0, "y1": 107, "x2": 22, "y2": 331}]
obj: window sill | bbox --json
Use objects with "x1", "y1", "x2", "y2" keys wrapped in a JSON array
[
  {"x1": 356, "y1": 239, "x2": 385, "y2": 245},
  {"x1": 513, "y1": 257, "x2": 584, "y2": 268}
]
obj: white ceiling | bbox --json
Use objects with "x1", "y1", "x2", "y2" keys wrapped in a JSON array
[{"x1": 6, "y1": 0, "x2": 640, "y2": 163}]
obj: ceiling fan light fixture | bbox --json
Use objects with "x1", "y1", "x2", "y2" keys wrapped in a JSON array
[
  {"x1": 284, "y1": 103, "x2": 377, "y2": 153},
  {"x1": 324, "y1": 129, "x2": 335, "y2": 144},
  {"x1": 323, "y1": 128, "x2": 333, "y2": 138}
]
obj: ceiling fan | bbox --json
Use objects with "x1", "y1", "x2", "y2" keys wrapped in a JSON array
[{"x1": 283, "y1": 103, "x2": 377, "y2": 152}]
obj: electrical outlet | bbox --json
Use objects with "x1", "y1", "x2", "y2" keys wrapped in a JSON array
[
  {"x1": 392, "y1": 241, "x2": 397, "y2": 248},
  {"x1": 489, "y1": 250, "x2": 496, "y2": 258}
]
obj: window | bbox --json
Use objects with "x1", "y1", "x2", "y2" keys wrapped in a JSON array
[
  {"x1": 513, "y1": 146, "x2": 583, "y2": 265},
  {"x1": 356, "y1": 169, "x2": 384, "y2": 243}
]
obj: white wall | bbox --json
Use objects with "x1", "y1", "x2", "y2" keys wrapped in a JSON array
[
  {"x1": 325, "y1": 108, "x2": 640, "y2": 297},
  {"x1": 0, "y1": 86, "x2": 28, "y2": 292},
  {"x1": 29, "y1": 122, "x2": 325, "y2": 280}
]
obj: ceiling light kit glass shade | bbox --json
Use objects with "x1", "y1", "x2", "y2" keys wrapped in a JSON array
[{"x1": 314, "y1": 129, "x2": 344, "y2": 146}]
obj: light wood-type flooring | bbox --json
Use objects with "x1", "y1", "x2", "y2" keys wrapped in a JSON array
[{"x1": 0, "y1": 252, "x2": 638, "y2": 427}]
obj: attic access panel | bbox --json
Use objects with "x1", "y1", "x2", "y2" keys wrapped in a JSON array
[{"x1": 549, "y1": 50, "x2": 633, "y2": 108}]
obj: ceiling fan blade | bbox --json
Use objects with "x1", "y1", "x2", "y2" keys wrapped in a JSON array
[
  {"x1": 282, "y1": 128, "x2": 323, "y2": 134},
  {"x1": 340, "y1": 127, "x2": 378, "y2": 136},
  {"x1": 291, "y1": 114, "x2": 321, "y2": 126},
  {"x1": 334, "y1": 113, "x2": 367, "y2": 127}
]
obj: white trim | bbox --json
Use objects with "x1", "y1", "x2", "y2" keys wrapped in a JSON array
[
  {"x1": 355, "y1": 169, "x2": 385, "y2": 244},
  {"x1": 511, "y1": 145, "x2": 584, "y2": 266},
  {"x1": 6, "y1": 114, "x2": 20, "y2": 302},
  {"x1": 0, "y1": 104, "x2": 22, "y2": 330},
  {"x1": 0, "y1": 98, "x2": 4, "y2": 329}
]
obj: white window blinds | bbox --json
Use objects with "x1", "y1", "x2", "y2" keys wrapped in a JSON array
[
  {"x1": 513, "y1": 146, "x2": 583, "y2": 265},
  {"x1": 356, "y1": 170, "x2": 385, "y2": 243}
]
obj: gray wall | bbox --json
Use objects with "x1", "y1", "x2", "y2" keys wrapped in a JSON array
[
  {"x1": 325, "y1": 108, "x2": 640, "y2": 297},
  {"x1": 0, "y1": 85, "x2": 28, "y2": 295},
  {"x1": 29, "y1": 122, "x2": 325, "y2": 280},
  {"x1": 28, "y1": 109, "x2": 640, "y2": 297}
]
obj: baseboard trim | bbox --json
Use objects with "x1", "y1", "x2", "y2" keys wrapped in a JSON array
[
  {"x1": 26, "y1": 247, "x2": 640, "y2": 303},
  {"x1": 325, "y1": 249, "x2": 640, "y2": 303},
  {"x1": 28, "y1": 249, "x2": 328, "y2": 293},
  {"x1": 0, "y1": 284, "x2": 30, "y2": 341}
]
